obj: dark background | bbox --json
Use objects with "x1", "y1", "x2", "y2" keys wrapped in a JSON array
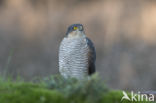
[{"x1": 0, "y1": 0, "x2": 156, "y2": 91}]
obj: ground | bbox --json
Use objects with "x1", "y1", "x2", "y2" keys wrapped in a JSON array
[{"x1": 0, "y1": 74, "x2": 153, "y2": 103}]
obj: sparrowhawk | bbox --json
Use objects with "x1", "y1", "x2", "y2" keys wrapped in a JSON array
[{"x1": 59, "y1": 24, "x2": 96, "y2": 79}]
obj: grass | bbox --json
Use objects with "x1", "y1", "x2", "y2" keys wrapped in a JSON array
[{"x1": 0, "y1": 74, "x2": 154, "y2": 103}]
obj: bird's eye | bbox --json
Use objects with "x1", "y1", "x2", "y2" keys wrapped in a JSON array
[{"x1": 73, "y1": 26, "x2": 78, "y2": 30}]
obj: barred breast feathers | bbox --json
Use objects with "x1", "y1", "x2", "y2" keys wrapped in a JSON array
[{"x1": 59, "y1": 35, "x2": 90, "y2": 78}]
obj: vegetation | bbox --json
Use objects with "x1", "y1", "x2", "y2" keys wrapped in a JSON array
[{"x1": 0, "y1": 74, "x2": 153, "y2": 103}]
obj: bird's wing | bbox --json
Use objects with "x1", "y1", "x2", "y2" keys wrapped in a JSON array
[{"x1": 86, "y1": 37, "x2": 96, "y2": 75}]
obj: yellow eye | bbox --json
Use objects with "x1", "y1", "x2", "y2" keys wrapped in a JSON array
[{"x1": 73, "y1": 26, "x2": 78, "y2": 30}]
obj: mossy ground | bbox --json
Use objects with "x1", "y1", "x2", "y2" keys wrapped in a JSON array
[{"x1": 0, "y1": 75, "x2": 153, "y2": 103}]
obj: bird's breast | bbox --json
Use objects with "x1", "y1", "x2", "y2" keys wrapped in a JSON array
[{"x1": 59, "y1": 37, "x2": 89, "y2": 78}]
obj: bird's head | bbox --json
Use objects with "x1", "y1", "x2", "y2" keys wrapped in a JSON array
[{"x1": 66, "y1": 24, "x2": 85, "y2": 38}]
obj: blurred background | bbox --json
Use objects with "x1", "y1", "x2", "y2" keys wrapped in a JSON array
[{"x1": 0, "y1": 0, "x2": 156, "y2": 91}]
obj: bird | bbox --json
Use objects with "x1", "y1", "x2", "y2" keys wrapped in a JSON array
[{"x1": 59, "y1": 24, "x2": 96, "y2": 79}]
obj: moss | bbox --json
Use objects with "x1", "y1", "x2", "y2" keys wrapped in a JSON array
[
  {"x1": 0, "y1": 75, "x2": 153, "y2": 103},
  {"x1": 0, "y1": 82, "x2": 67, "y2": 103}
]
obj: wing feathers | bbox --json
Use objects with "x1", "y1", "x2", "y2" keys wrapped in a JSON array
[{"x1": 86, "y1": 37, "x2": 96, "y2": 75}]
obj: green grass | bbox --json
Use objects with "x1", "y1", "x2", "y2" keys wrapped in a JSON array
[{"x1": 0, "y1": 74, "x2": 153, "y2": 103}]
